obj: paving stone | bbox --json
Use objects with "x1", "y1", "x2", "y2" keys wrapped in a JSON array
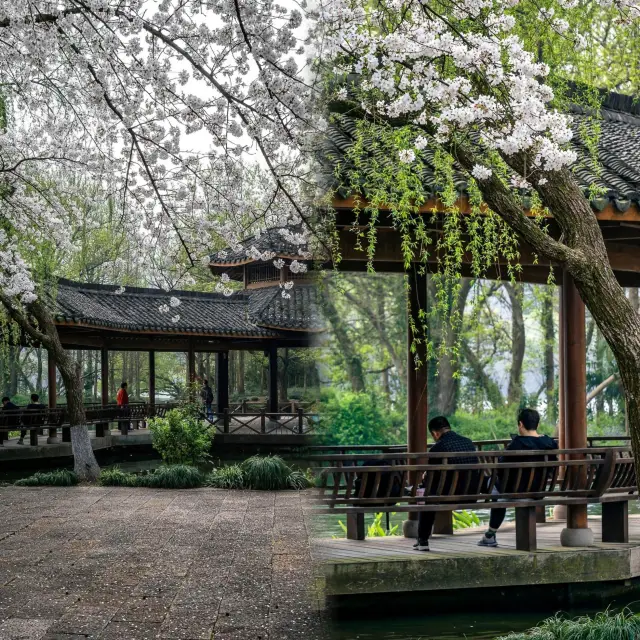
[
  {"x1": 113, "y1": 597, "x2": 173, "y2": 623},
  {"x1": 159, "y1": 604, "x2": 217, "y2": 639},
  {"x1": 0, "y1": 618, "x2": 54, "y2": 640},
  {"x1": 100, "y1": 620, "x2": 162, "y2": 639}
]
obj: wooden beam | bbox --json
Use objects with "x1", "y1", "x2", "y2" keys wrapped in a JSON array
[{"x1": 331, "y1": 196, "x2": 640, "y2": 223}]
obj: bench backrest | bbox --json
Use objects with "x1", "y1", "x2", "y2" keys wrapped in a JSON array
[{"x1": 317, "y1": 448, "x2": 636, "y2": 507}]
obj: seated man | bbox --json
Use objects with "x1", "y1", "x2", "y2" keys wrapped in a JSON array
[
  {"x1": 1, "y1": 396, "x2": 19, "y2": 446},
  {"x1": 478, "y1": 408, "x2": 557, "y2": 547},
  {"x1": 18, "y1": 393, "x2": 46, "y2": 445},
  {"x1": 414, "y1": 416, "x2": 478, "y2": 552}
]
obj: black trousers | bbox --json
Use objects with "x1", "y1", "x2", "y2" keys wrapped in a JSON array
[{"x1": 418, "y1": 511, "x2": 437, "y2": 540}]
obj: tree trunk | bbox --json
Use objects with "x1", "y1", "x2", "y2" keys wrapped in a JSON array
[
  {"x1": 321, "y1": 290, "x2": 366, "y2": 392},
  {"x1": 36, "y1": 347, "x2": 43, "y2": 395},
  {"x1": 504, "y1": 283, "x2": 525, "y2": 407},
  {"x1": 542, "y1": 288, "x2": 556, "y2": 421},
  {"x1": 0, "y1": 295, "x2": 100, "y2": 481}
]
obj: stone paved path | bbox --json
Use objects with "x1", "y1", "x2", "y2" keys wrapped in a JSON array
[{"x1": 0, "y1": 487, "x2": 328, "y2": 640}]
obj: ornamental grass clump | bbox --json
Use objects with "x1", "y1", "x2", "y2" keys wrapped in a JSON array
[
  {"x1": 205, "y1": 464, "x2": 246, "y2": 489},
  {"x1": 498, "y1": 609, "x2": 640, "y2": 639},
  {"x1": 98, "y1": 467, "x2": 137, "y2": 487},
  {"x1": 137, "y1": 465, "x2": 204, "y2": 489},
  {"x1": 14, "y1": 469, "x2": 78, "y2": 486},
  {"x1": 240, "y1": 455, "x2": 312, "y2": 491}
]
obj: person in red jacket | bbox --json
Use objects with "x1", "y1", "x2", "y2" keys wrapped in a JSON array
[{"x1": 116, "y1": 382, "x2": 130, "y2": 433}]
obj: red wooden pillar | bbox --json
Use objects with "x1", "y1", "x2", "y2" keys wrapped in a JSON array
[
  {"x1": 560, "y1": 270, "x2": 593, "y2": 546},
  {"x1": 46, "y1": 353, "x2": 58, "y2": 443},
  {"x1": 216, "y1": 352, "x2": 229, "y2": 413},
  {"x1": 404, "y1": 266, "x2": 429, "y2": 537},
  {"x1": 553, "y1": 284, "x2": 567, "y2": 521}
]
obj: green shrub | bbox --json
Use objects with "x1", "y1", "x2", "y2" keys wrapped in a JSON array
[
  {"x1": 241, "y1": 455, "x2": 292, "y2": 490},
  {"x1": 137, "y1": 465, "x2": 203, "y2": 489},
  {"x1": 452, "y1": 510, "x2": 481, "y2": 530},
  {"x1": 148, "y1": 408, "x2": 214, "y2": 465},
  {"x1": 206, "y1": 465, "x2": 245, "y2": 489},
  {"x1": 499, "y1": 610, "x2": 640, "y2": 639},
  {"x1": 337, "y1": 512, "x2": 399, "y2": 538},
  {"x1": 317, "y1": 390, "x2": 404, "y2": 446},
  {"x1": 99, "y1": 467, "x2": 136, "y2": 487},
  {"x1": 15, "y1": 470, "x2": 78, "y2": 486}
]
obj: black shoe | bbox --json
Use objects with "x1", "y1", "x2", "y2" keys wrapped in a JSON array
[
  {"x1": 478, "y1": 533, "x2": 498, "y2": 547},
  {"x1": 414, "y1": 539, "x2": 430, "y2": 551}
]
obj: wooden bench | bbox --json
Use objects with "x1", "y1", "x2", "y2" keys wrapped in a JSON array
[{"x1": 315, "y1": 448, "x2": 637, "y2": 551}]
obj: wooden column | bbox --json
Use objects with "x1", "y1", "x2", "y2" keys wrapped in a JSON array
[
  {"x1": 268, "y1": 344, "x2": 278, "y2": 414},
  {"x1": 561, "y1": 270, "x2": 590, "y2": 540},
  {"x1": 216, "y1": 352, "x2": 229, "y2": 413},
  {"x1": 553, "y1": 285, "x2": 567, "y2": 521},
  {"x1": 149, "y1": 350, "x2": 156, "y2": 416},
  {"x1": 187, "y1": 344, "x2": 196, "y2": 399},
  {"x1": 406, "y1": 267, "x2": 429, "y2": 533},
  {"x1": 46, "y1": 353, "x2": 58, "y2": 444},
  {"x1": 96, "y1": 347, "x2": 109, "y2": 438}
]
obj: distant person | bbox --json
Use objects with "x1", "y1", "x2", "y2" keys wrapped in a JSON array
[
  {"x1": 414, "y1": 416, "x2": 478, "y2": 552},
  {"x1": 1, "y1": 396, "x2": 19, "y2": 446},
  {"x1": 17, "y1": 393, "x2": 46, "y2": 446},
  {"x1": 116, "y1": 382, "x2": 130, "y2": 432},
  {"x1": 200, "y1": 380, "x2": 214, "y2": 419},
  {"x1": 478, "y1": 408, "x2": 557, "y2": 548}
]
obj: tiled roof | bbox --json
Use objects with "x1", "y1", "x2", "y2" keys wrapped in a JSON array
[
  {"x1": 248, "y1": 284, "x2": 324, "y2": 332},
  {"x1": 323, "y1": 89, "x2": 640, "y2": 213},
  {"x1": 54, "y1": 279, "x2": 323, "y2": 336},
  {"x1": 209, "y1": 226, "x2": 310, "y2": 266}
]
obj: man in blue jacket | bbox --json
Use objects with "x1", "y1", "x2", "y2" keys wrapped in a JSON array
[{"x1": 478, "y1": 408, "x2": 557, "y2": 547}]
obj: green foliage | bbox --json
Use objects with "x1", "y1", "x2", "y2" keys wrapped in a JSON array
[
  {"x1": 287, "y1": 469, "x2": 314, "y2": 490},
  {"x1": 452, "y1": 510, "x2": 481, "y2": 530},
  {"x1": 137, "y1": 465, "x2": 204, "y2": 489},
  {"x1": 98, "y1": 467, "x2": 136, "y2": 487},
  {"x1": 337, "y1": 512, "x2": 399, "y2": 537},
  {"x1": 317, "y1": 389, "x2": 404, "y2": 446},
  {"x1": 148, "y1": 408, "x2": 214, "y2": 465},
  {"x1": 15, "y1": 470, "x2": 78, "y2": 486},
  {"x1": 498, "y1": 609, "x2": 640, "y2": 639},
  {"x1": 205, "y1": 465, "x2": 246, "y2": 489}
]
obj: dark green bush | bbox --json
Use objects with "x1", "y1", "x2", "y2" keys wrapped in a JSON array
[
  {"x1": 15, "y1": 470, "x2": 78, "y2": 486},
  {"x1": 148, "y1": 408, "x2": 214, "y2": 465},
  {"x1": 205, "y1": 465, "x2": 245, "y2": 489},
  {"x1": 499, "y1": 610, "x2": 640, "y2": 639},
  {"x1": 99, "y1": 467, "x2": 137, "y2": 487},
  {"x1": 286, "y1": 469, "x2": 314, "y2": 490}
]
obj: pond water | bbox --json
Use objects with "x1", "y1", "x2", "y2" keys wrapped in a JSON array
[{"x1": 331, "y1": 611, "x2": 547, "y2": 639}]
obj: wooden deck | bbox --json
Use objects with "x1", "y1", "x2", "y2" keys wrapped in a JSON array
[{"x1": 313, "y1": 516, "x2": 640, "y2": 596}]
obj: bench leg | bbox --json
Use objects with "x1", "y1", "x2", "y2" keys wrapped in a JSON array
[
  {"x1": 29, "y1": 429, "x2": 39, "y2": 446},
  {"x1": 346, "y1": 513, "x2": 365, "y2": 540},
  {"x1": 536, "y1": 506, "x2": 546, "y2": 524},
  {"x1": 515, "y1": 506, "x2": 537, "y2": 551},
  {"x1": 433, "y1": 511, "x2": 454, "y2": 535},
  {"x1": 602, "y1": 502, "x2": 628, "y2": 543},
  {"x1": 95, "y1": 422, "x2": 105, "y2": 438},
  {"x1": 62, "y1": 427, "x2": 71, "y2": 443}
]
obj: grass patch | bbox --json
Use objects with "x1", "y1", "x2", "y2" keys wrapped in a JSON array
[
  {"x1": 14, "y1": 470, "x2": 78, "y2": 486},
  {"x1": 498, "y1": 610, "x2": 640, "y2": 639}
]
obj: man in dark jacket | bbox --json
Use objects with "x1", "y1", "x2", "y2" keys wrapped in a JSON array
[
  {"x1": 478, "y1": 408, "x2": 557, "y2": 547},
  {"x1": 414, "y1": 416, "x2": 478, "y2": 552},
  {"x1": 18, "y1": 393, "x2": 46, "y2": 445},
  {"x1": 1, "y1": 396, "x2": 19, "y2": 446}
]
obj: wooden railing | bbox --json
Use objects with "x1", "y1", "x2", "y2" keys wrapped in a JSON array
[{"x1": 204, "y1": 408, "x2": 318, "y2": 435}]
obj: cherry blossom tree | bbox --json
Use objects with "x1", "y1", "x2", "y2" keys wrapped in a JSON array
[
  {"x1": 0, "y1": 0, "x2": 317, "y2": 480},
  {"x1": 319, "y1": 0, "x2": 640, "y2": 462}
]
